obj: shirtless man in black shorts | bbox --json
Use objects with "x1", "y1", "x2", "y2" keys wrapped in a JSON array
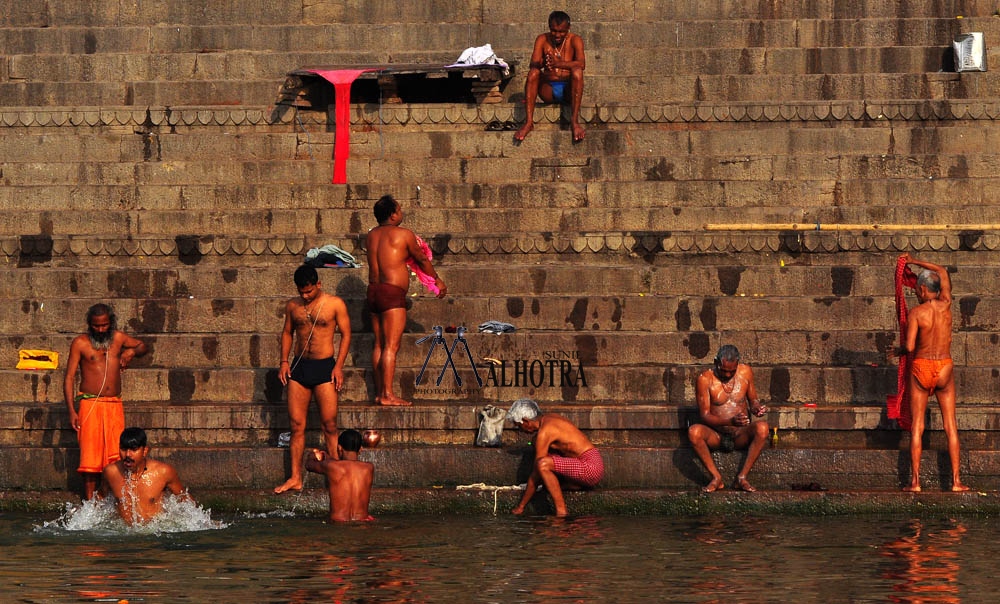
[
  {"x1": 687, "y1": 345, "x2": 770, "y2": 492},
  {"x1": 274, "y1": 265, "x2": 351, "y2": 494}
]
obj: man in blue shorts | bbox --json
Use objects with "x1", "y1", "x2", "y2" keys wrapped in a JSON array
[{"x1": 514, "y1": 11, "x2": 587, "y2": 142}]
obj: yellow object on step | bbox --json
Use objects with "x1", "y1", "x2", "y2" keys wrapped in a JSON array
[{"x1": 16, "y1": 349, "x2": 58, "y2": 370}]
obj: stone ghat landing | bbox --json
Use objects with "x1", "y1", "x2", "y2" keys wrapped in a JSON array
[
  {"x1": 4, "y1": 442, "x2": 1000, "y2": 492},
  {"x1": 5, "y1": 404, "x2": 1000, "y2": 447},
  {"x1": 6, "y1": 488, "x2": 1000, "y2": 516},
  {"x1": 3, "y1": 404, "x2": 999, "y2": 492}
]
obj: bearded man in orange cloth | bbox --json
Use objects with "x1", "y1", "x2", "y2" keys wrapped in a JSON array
[{"x1": 64, "y1": 303, "x2": 147, "y2": 500}]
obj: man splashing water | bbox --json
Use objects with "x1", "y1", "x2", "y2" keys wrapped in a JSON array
[{"x1": 102, "y1": 427, "x2": 193, "y2": 525}]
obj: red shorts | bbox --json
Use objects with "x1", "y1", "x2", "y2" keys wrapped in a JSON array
[
  {"x1": 550, "y1": 448, "x2": 604, "y2": 488},
  {"x1": 366, "y1": 283, "x2": 407, "y2": 314}
]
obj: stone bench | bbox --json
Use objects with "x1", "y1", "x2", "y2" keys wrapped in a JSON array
[{"x1": 278, "y1": 63, "x2": 514, "y2": 107}]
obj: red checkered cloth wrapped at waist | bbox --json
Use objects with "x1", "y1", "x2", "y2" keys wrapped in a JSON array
[{"x1": 550, "y1": 448, "x2": 604, "y2": 488}]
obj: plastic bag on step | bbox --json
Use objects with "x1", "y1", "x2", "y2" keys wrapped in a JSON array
[{"x1": 475, "y1": 405, "x2": 506, "y2": 447}]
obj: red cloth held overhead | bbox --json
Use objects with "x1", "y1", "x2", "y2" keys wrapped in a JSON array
[
  {"x1": 887, "y1": 255, "x2": 918, "y2": 430},
  {"x1": 309, "y1": 69, "x2": 378, "y2": 184}
]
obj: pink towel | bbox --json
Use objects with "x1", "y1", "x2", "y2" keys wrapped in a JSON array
[
  {"x1": 309, "y1": 69, "x2": 378, "y2": 184},
  {"x1": 406, "y1": 236, "x2": 439, "y2": 295},
  {"x1": 887, "y1": 255, "x2": 918, "y2": 430}
]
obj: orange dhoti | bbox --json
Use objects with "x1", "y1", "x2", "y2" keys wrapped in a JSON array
[
  {"x1": 910, "y1": 358, "x2": 953, "y2": 394},
  {"x1": 76, "y1": 395, "x2": 124, "y2": 473}
]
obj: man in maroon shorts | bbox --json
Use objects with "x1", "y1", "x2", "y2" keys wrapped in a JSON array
[
  {"x1": 365, "y1": 195, "x2": 446, "y2": 406},
  {"x1": 507, "y1": 398, "x2": 603, "y2": 517}
]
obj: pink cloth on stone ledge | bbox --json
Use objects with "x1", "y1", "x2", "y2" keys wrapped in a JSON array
[
  {"x1": 406, "y1": 236, "x2": 439, "y2": 295},
  {"x1": 308, "y1": 69, "x2": 378, "y2": 184}
]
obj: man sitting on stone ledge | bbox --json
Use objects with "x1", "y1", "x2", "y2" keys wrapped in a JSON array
[
  {"x1": 508, "y1": 399, "x2": 603, "y2": 517},
  {"x1": 688, "y1": 345, "x2": 769, "y2": 492},
  {"x1": 514, "y1": 10, "x2": 586, "y2": 142}
]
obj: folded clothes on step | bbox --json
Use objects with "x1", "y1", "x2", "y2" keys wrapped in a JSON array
[
  {"x1": 478, "y1": 320, "x2": 516, "y2": 334},
  {"x1": 305, "y1": 244, "x2": 360, "y2": 268}
]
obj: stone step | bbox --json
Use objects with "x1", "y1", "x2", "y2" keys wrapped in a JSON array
[
  {"x1": 3, "y1": 0, "x2": 997, "y2": 28},
  {"x1": 4, "y1": 263, "x2": 1000, "y2": 299},
  {"x1": 5, "y1": 72, "x2": 1000, "y2": 106},
  {"x1": 8, "y1": 205, "x2": 1000, "y2": 236},
  {"x1": 4, "y1": 358, "x2": 1000, "y2": 404},
  {"x1": 0, "y1": 328, "x2": 973, "y2": 369},
  {"x1": 9, "y1": 125, "x2": 1000, "y2": 163},
  {"x1": 8, "y1": 326, "x2": 1000, "y2": 367},
  {"x1": 5, "y1": 403, "x2": 999, "y2": 447},
  {"x1": 4, "y1": 19, "x2": 999, "y2": 55},
  {"x1": 7, "y1": 46, "x2": 986, "y2": 83},
  {"x1": 6, "y1": 177, "x2": 1000, "y2": 213},
  {"x1": 0, "y1": 292, "x2": 969, "y2": 334},
  {"x1": 0, "y1": 80, "x2": 281, "y2": 107},
  {"x1": 1, "y1": 101, "x2": 997, "y2": 134},
  {"x1": 11, "y1": 231, "x2": 1000, "y2": 270},
  {"x1": 3, "y1": 444, "x2": 999, "y2": 490},
  {"x1": 7, "y1": 152, "x2": 1000, "y2": 186}
]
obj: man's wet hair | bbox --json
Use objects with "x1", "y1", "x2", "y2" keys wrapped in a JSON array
[
  {"x1": 374, "y1": 194, "x2": 398, "y2": 223},
  {"x1": 715, "y1": 344, "x2": 741, "y2": 364},
  {"x1": 86, "y1": 303, "x2": 115, "y2": 326},
  {"x1": 293, "y1": 264, "x2": 319, "y2": 288},
  {"x1": 507, "y1": 398, "x2": 541, "y2": 423},
  {"x1": 120, "y1": 427, "x2": 147, "y2": 450},
  {"x1": 339, "y1": 429, "x2": 362, "y2": 452},
  {"x1": 549, "y1": 10, "x2": 571, "y2": 27},
  {"x1": 918, "y1": 269, "x2": 941, "y2": 294}
]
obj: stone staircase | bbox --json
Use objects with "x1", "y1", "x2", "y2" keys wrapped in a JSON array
[{"x1": 2, "y1": 0, "x2": 1000, "y2": 496}]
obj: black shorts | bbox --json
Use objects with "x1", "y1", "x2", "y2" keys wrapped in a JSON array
[{"x1": 289, "y1": 356, "x2": 335, "y2": 389}]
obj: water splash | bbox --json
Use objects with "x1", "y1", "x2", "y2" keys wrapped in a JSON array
[{"x1": 34, "y1": 493, "x2": 227, "y2": 536}]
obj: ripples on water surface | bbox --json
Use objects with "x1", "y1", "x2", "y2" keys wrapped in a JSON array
[{"x1": 4, "y1": 510, "x2": 1000, "y2": 602}]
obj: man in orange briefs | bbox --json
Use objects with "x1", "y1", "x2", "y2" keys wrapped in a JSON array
[
  {"x1": 365, "y1": 195, "x2": 446, "y2": 406},
  {"x1": 64, "y1": 303, "x2": 147, "y2": 500},
  {"x1": 900, "y1": 254, "x2": 969, "y2": 492}
]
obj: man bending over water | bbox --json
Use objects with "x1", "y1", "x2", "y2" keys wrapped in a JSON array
[
  {"x1": 103, "y1": 427, "x2": 192, "y2": 525},
  {"x1": 688, "y1": 345, "x2": 769, "y2": 492},
  {"x1": 305, "y1": 429, "x2": 374, "y2": 522},
  {"x1": 899, "y1": 254, "x2": 968, "y2": 492},
  {"x1": 366, "y1": 195, "x2": 446, "y2": 406},
  {"x1": 508, "y1": 399, "x2": 603, "y2": 517}
]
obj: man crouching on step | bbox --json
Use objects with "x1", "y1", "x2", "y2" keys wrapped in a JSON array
[{"x1": 688, "y1": 345, "x2": 769, "y2": 492}]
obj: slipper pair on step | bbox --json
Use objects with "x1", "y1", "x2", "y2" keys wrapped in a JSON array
[{"x1": 485, "y1": 120, "x2": 517, "y2": 131}]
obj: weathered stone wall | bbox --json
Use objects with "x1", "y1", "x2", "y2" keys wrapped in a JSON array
[{"x1": 2, "y1": 1, "x2": 999, "y2": 491}]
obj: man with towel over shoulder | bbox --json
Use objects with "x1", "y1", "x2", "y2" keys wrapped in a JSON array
[
  {"x1": 64, "y1": 303, "x2": 147, "y2": 500},
  {"x1": 365, "y1": 195, "x2": 446, "y2": 406}
]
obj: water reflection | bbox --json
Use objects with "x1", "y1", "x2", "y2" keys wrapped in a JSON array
[
  {"x1": 879, "y1": 520, "x2": 965, "y2": 604},
  {"x1": 2, "y1": 513, "x2": 997, "y2": 602}
]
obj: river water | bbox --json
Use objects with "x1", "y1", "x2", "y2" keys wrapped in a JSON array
[{"x1": 3, "y1": 502, "x2": 999, "y2": 602}]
